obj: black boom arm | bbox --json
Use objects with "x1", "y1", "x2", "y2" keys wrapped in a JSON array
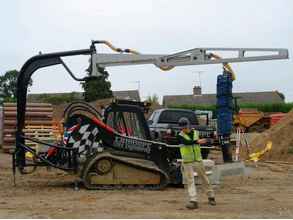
[{"x1": 16, "y1": 48, "x2": 94, "y2": 170}]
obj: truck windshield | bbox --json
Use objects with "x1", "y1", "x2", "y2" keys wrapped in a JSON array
[{"x1": 158, "y1": 110, "x2": 198, "y2": 125}]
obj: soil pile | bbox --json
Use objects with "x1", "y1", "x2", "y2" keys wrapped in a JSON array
[{"x1": 248, "y1": 109, "x2": 293, "y2": 162}]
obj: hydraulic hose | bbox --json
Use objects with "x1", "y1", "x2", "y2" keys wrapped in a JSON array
[
  {"x1": 93, "y1": 40, "x2": 140, "y2": 55},
  {"x1": 94, "y1": 40, "x2": 175, "y2": 71},
  {"x1": 209, "y1": 53, "x2": 236, "y2": 80}
]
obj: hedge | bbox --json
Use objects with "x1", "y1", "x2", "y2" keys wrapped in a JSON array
[
  {"x1": 169, "y1": 103, "x2": 293, "y2": 118},
  {"x1": 36, "y1": 93, "x2": 82, "y2": 105}
]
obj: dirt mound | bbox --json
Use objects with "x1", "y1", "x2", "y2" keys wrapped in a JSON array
[{"x1": 248, "y1": 109, "x2": 293, "y2": 162}]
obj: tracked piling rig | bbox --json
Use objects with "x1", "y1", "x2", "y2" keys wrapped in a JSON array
[{"x1": 13, "y1": 40, "x2": 289, "y2": 189}]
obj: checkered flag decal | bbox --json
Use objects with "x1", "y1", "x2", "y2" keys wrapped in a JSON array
[{"x1": 68, "y1": 124, "x2": 99, "y2": 154}]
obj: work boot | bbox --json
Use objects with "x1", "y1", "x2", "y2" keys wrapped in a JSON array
[
  {"x1": 208, "y1": 197, "x2": 216, "y2": 206},
  {"x1": 186, "y1": 201, "x2": 198, "y2": 209}
]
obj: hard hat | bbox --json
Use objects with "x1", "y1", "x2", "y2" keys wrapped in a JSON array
[{"x1": 178, "y1": 117, "x2": 190, "y2": 128}]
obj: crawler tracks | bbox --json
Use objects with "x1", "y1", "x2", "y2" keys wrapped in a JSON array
[{"x1": 81, "y1": 152, "x2": 169, "y2": 190}]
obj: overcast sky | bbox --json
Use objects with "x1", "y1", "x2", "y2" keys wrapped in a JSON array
[{"x1": 1, "y1": 0, "x2": 292, "y2": 102}]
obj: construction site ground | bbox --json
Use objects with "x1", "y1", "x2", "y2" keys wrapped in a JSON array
[{"x1": 1, "y1": 152, "x2": 293, "y2": 218}]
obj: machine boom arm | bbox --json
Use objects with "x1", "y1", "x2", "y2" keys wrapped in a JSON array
[{"x1": 91, "y1": 47, "x2": 288, "y2": 75}]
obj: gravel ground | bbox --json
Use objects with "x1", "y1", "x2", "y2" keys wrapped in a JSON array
[{"x1": 1, "y1": 152, "x2": 293, "y2": 219}]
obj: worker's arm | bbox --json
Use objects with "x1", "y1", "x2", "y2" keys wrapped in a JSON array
[
  {"x1": 177, "y1": 131, "x2": 207, "y2": 146},
  {"x1": 198, "y1": 138, "x2": 207, "y2": 145},
  {"x1": 177, "y1": 134, "x2": 194, "y2": 145}
]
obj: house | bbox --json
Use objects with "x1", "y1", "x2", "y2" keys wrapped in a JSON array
[
  {"x1": 113, "y1": 90, "x2": 140, "y2": 101},
  {"x1": 27, "y1": 90, "x2": 141, "y2": 103},
  {"x1": 163, "y1": 86, "x2": 285, "y2": 107}
]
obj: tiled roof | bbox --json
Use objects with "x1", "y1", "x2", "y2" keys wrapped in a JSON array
[
  {"x1": 113, "y1": 90, "x2": 140, "y2": 101},
  {"x1": 27, "y1": 90, "x2": 140, "y2": 102},
  {"x1": 163, "y1": 91, "x2": 284, "y2": 106}
]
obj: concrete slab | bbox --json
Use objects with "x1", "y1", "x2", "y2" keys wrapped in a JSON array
[
  {"x1": 209, "y1": 162, "x2": 247, "y2": 185},
  {"x1": 181, "y1": 161, "x2": 248, "y2": 185}
]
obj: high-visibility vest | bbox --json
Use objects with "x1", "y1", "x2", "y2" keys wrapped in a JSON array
[{"x1": 179, "y1": 130, "x2": 202, "y2": 163}]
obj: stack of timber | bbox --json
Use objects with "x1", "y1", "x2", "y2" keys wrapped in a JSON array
[
  {"x1": 0, "y1": 106, "x2": 3, "y2": 145},
  {"x1": 1, "y1": 103, "x2": 55, "y2": 153}
]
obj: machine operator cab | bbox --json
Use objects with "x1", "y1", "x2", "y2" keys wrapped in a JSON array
[{"x1": 103, "y1": 99, "x2": 152, "y2": 140}]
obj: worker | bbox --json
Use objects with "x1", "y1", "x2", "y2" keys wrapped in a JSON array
[
  {"x1": 177, "y1": 117, "x2": 216, "y2": 209},
  {"x1": 100, "y1": 105, "x2": 105, "y2": 117}
]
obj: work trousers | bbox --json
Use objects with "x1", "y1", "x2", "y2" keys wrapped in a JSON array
[{"x1": 182, "y1": 161, "x2": 215, "y2": 202}]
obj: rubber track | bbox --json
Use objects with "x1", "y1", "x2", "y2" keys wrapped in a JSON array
[{"x1": 81, "y1": 152, "x2": 169, "y2": 190}]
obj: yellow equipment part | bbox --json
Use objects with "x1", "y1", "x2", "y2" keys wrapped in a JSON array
[
  {"x1": 25, "y1": 152, "x2": 34, "y2": 159},
  {"x1": 247, "y1": 141, "x2": 272, "y2": 162},
  {"x1": 209, "y1": 53, "x2": 236, "y2": 80}
]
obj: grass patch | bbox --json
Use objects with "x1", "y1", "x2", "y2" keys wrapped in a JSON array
[{"x1": 287, "y1": 147, "x2": 293, "y2": 154}]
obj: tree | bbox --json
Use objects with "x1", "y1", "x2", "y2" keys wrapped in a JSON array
[
  {"x1": 81, "y1": 67, "x2": 113, "y2": 102},
  {"x1": 277, "y1": 91, "x2": 285, "y2": 101},
  {"x1": 36, "y1": 92, "x2": 82, "y2": 105},
  {"x1": 0, "y1": 70, "x2": 33, "y2": 103},
  {"x1": 146, "y1": 94, "x2": 160, "y2": 106},
  {"x1": 0, "y1": 86, "x2": 4, "y2": 104}
]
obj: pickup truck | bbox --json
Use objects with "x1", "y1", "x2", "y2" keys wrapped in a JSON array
[{"x1": 148, "y1": 108, "x2": 217, "y2": 159}]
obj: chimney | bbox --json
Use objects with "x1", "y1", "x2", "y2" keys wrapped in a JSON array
[{"x1": 193, "y1": 86, "x2": 202, "y2": 95}]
